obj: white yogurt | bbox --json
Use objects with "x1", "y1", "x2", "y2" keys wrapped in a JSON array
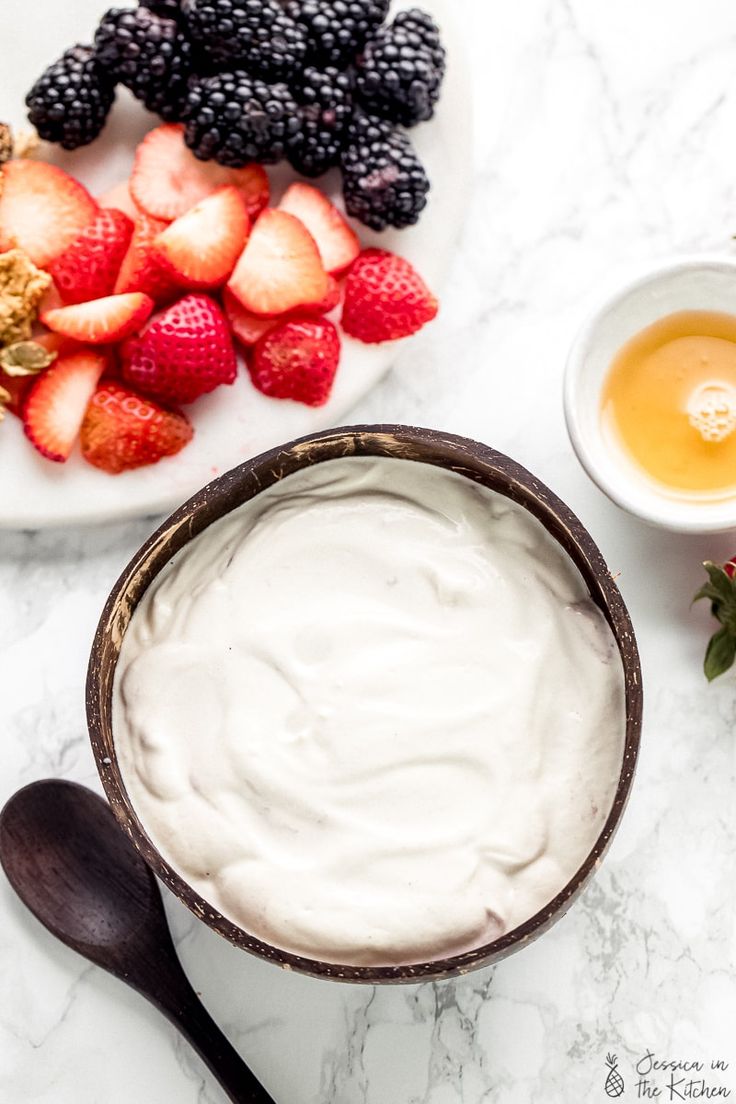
[{"x1": 114, "y1": 457, "x2": 626, "y2": 966}]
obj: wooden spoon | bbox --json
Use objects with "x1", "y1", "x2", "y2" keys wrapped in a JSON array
[{"x1": 0, "y1": 778, "x2": 276, "y2": 1104}]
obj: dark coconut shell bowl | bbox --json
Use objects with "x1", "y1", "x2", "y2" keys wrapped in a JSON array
[{"x1": 86, "y1": 425, "x2": 643, "y2": 985}]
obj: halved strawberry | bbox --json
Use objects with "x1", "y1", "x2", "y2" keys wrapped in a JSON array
[
  {"x1": 153, "y1": 186, "x2": 249, "y2": 290},
  {"x1": 49, "y1": 208, "x2": 134, "y2": 304},
  {"x1": 223, "y1": 276, "x2": 341, "y2": 348},
  {"x1": 226, "y1": 209, "x2": 328, "y2": 317},
  {"x1": 0, "y1": 160, "x2": 98, "y2": 269},
  {"x1": 42, "y1": 293, "x2": 154, "y2": 345},
  {"x1": 279, "y1": 183, "x2": 360, "y2": 276},
  {"x1": 23, "y1": 350, "x2": 108, "y2": 461},
  {"x1": 114, "y1": 212, "x2": 179, "y2": 302},
  {"x1": 130, "y1": 124, "x2": 270, "y2": 222},
  {"x1": 342, "y1": 249, "x2": 439, "y2": 343},
  {"x1": 122, "y1": 293, "x2": 236, "y2": 405},
  {"x1": 81, "y1": 381, "x2": 193, "y2": 473},
  {"x1": 249, "y1": 318, "x2": 341, "y2": 407},
  {"x1": 97, "y1": 179, "x2": 139, "y2": 220}
]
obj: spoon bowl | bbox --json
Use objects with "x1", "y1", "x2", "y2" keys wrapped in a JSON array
[
  {"x1": 0, "y1": 779, "x2": 275, "y2": 1104},
  {"x1": 1, "y1": 779, "x2": 157, "y2": 955}
]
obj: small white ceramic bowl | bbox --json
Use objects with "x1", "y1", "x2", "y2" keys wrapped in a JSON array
[{"x1": 565, "y1": 255, "x2": 736, "y2": 533}]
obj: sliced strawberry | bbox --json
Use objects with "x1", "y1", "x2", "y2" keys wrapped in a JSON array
[
  {"x1": 342, "y1": 249, "x2": 439, "y2": 344},
  {"x1": 29, "y1": 331, "x2": 84, "y2": 373},
  {"x1": 223, "y1": 288, "x2": 276, "y2": 347},
  {"x1": 23, "y1": 350, "x2": 108, "y2": 461},
  {"x1": 130, "y1": 124, "x2": 270, "y2": 222},
  {"x1": 0, "y1": 369, "x2": 34, "y2": 418},
  {"x1": 38, "y1": 281, "x2": 64, "y2": 316},
  {"x1": 226, "y1": 209, "x2": 328, "y2": 317},
  {"x1": 97, "y1": 179, "x2": 140, "y2": 220},
  {"x1": 223, "y1": 275, "x2": 340, "y2": 349},
  {"x1": 249, "y1": 318, "x2": 341, "y2": 407},
  {"x1": 81, "y1": 381, "x2": 193, "y2": 473},
  {"x1": 153, "y1": 186, "x2": 249, "y2": 290},
  {"x1": 313, "y1": 275, "x2": 341, "y2": 314},
  {"x1": 49, "y1": 208, "x2": 134, "y2": 304},
  {"x1": 279, "y1": 183, "x2": 360, "y2": 276},
  {"x1": 114, "y1": 212, "x2": 179, "y2": 301},
  {"x1": 42, "y1": 293, "x2": 154, "y2": 345},
  {"x1": 0, "y1": 160, "x2": 98, "y2": 268}
]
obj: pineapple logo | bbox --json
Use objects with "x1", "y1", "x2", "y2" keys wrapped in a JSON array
[{"x1": 605, "y1": 1053, "x2": 625, "y2": 1098}]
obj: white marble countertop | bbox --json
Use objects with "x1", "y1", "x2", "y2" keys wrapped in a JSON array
[{"x1": 4, "y1": 1, "x2": 736, "y2": 1101}]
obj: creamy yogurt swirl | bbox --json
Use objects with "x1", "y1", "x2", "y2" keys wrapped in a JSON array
[{"x1": 114, "y1": 457, "x2": 626, "y2": 966}]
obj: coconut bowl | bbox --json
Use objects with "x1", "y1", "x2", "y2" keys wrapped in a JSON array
[{"x1": 87, "y1": 425, "x2": 642, "y2": 984}]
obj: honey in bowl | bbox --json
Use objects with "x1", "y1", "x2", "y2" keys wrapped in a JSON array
[{"x1": 601, "y1": 310, "x2": 736, "y2": 498}]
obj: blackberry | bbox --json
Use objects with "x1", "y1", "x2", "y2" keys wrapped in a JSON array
[
  {"x1": 25, "y1": 46, "x2": 115, "y2": 150},
  {"x1": 341, "y1": 112, "x2": 429, "y2": 230},
  {"x1": 288, "y1": 66, "x2": 352, "y2": 177},
  {"x1": 285, "y1": 0, "x2": 390, "y2": 67},
  {"x1": 181, "y1": 0, "x2": 306, "y2": 81},
  {"x1": 184, "y1": 71, "x2": 301, "y2": 166},
  {"x1": 94, "y1": 7, "x2": 192, "y2": 122},
  {"x1": 356, "y1": 8, "x2": 446, "y2": 127},
  {"x1": 139, "y1": 0, "x2": 183, "y2": 18}
]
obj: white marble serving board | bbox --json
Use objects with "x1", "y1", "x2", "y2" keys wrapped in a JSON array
[{"x1": 0, "y1": 0, "x2": 471, "y2": 528}]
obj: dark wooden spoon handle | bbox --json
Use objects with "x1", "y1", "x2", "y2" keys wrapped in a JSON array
[{"x1": 149, "y1": 968, "x2": 276, "y2": 1104}]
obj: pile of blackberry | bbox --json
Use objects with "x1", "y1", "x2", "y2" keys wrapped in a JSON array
[{"x1": 24, "y1": 0, "x2": 447, "y2": 231}]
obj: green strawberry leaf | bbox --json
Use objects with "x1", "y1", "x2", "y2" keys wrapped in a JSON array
[
  {"x1": 704, "y1": 628, "x2": 736, "y2": 682},
  {"x1": 703, "y1": 562, "x2": 736, "y2": 603},
  {"x1": 693, "y1": 583, "x2": 724, "y2": 606}
]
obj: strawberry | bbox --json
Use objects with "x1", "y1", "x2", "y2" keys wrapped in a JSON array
[
  {"x1": 249, "y1": 318, "x2": 340, "y2": 407},
  {"x1": 311, "y1": 275, "x2": 341, "y2": 314},
  {"x1": 49, "y1": 208, "x2": 134, "y2": 304},
  {"x1": 38, "y1": 280, "x2": 64, "y2": 316},
  {"x1": 279, "y1": 183, "x2": 360, "y2": 276},
  {"x1": 0, "y1": 368, "x2": 34, "y2": 418},
  {"x1": 97, "y1": 179, "x2": 139, "y2": 220},
  {"x1": 122, "y1": 293, "x2": 237, "y2": 404},
  {"x1": 223, "y1": 288, "x2": 276, "y2": 348},
  {"x1": 81, "y1": 381, "x2": 193, "y2": 474},
  {"x1": 32, "y1": 329, "x2": 76, "y2": 358},
  {"x1": 153, "y1": 186, "x2": 249, "y2": 290},
  {"x1": 223, "y1": 276, "x2": 340, "y2": 350},
  {"x1": 694, "y1": 559, "x2": 736, "y2": 680},
  {"x1": 0, "y1": 160, "x2": 98, "y2": 269},
  {"x1": 226, "y1": 209, "x2": 328, "y2": 317},
  {"x1": 130, "y1": 124, "x2": 269, "y2": 222},
  {"x1": 23, "y1": 350, "x2": 108, "y2": 461},
  {"x1": 42, "y1": 292, "x2": 153, "y2": 345},
  {"x1": 114, "y1": 212, "x2": 179, "y2": 301},
  {"x1": 341, "y1": 249, "x2": 438, "y2": 344}
]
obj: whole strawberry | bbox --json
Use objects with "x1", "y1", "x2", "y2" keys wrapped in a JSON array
[
  {"x1": 342, "y1": 248, "x2": 438, "y2": 344},
  {"x1": 694, "y1": 558, "x2": 736, "y2": 680},
  {"x1": 49, "y1": 207, "x2": 134, "y2": 304},
  {"x1": 81, "y1": 382, "x2": 193, "y2": 473},
  {"x1": 249, "y1": 318, "x2": 340, "y2": 406},
  {"x1": 122, "y1": 293, "x2": 237, "y2": 404}
]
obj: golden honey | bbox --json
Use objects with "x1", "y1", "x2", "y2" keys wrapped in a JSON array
[{"x1": 602, "y1": 310, "x2": 736, "y2": 497}]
